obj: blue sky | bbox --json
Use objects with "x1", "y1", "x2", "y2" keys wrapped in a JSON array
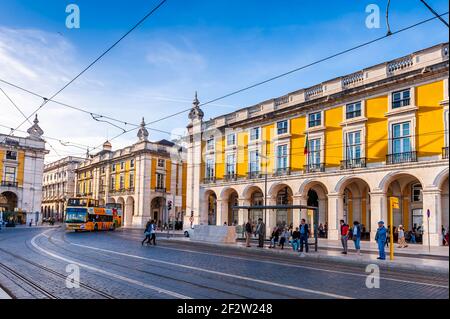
[{"x1": 0, "y1": 0, "x2": 448, "y2": 161}]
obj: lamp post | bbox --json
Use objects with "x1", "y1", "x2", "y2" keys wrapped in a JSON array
[{"x1": 259, "y1": 145, "x2": 269, "y2": 239}]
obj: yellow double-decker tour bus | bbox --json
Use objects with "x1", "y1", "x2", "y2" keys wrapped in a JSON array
[{"x1": 65, "y1": 197, "x2": 122, "y2": 232}]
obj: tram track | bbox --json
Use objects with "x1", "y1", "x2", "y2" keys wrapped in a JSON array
[
  {"x1": 46, "y1": 229, "x2": 338, "y2": 299},
  {"x1": 109, "y1": 231, "x2": 449, "y2": 287},
  {"x1": 0, "y1": 261, "x2": 59, "y2": 299},
  {"x1": 0, "y1": 245, "x2": 116, "y2": 299}
]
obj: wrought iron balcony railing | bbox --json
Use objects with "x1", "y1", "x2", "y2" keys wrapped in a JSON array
[
  {"x1": 340, "y1": 158, "x2": 367, "y2": 170},
  {"x1": 273, "y1": 167, "x2": 291, "y2": 176},
  {"x1": 224, "y1": 173, "x2": 237, "y2": 181},
  {"x1": 1, "y1": 181, "x2": 18, "y2": 187},
  {"x1": 202, "y1": 177, "x2": 216, "y2": 184},
  {"x1": 386, "y1": 151, "x2": 417, "y2": 165},
  {"x1": 443, "y1": 147, "x2": 449, "y2": 159},
  {"x1": 247, "y1": 171, "x2": 262, "y2": 179},
  {"x1": 303, "y1": 163, "x2": 325, "y2": 173}
]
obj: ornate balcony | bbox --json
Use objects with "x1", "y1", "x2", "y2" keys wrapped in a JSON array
[
  {"x1": 303, "y1": 163, "x2": 325, "y2": 173},
  {"x1": 224, "y1": 174, "x2": 237, "y2": 182},
  {"x1": 340, "y1": 158, "x2": 367, "y2": 170},
  {"x1": 247, "y1": 171, "x2": 262, "y2": 179},
  {"x1": 1, "y1": 181, "x2": 18, "y2": 188},
  {"x1": 273, "y1": 167, "x2": 291, "y2": 176},
  {"x1": 386, "y1": 151, "x2": 418, "y2": 165}
]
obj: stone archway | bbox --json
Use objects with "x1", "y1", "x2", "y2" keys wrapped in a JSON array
[
  {"x1": 0, "y1": 191, "x2": 18, "y2": 222},
  {"x1": 439, "y1": 175, "x2": 449, "y2": 245},
  {"x1": 382, "y1": 173, "x2": 424, "y2": 243},
  {"x1": 269, "y1": 183, "x2": 293, "y2": 229},
  {"x1": 151, "y1": 196, "x2": 166, "y2": 228},
  {"x1": 203, "y1": 191, "x2": 217, "y2": 226},
  {"x1": 124, "y1": 196, "x2": 134, "y2": 227},
  {"x1": 335, "y1": 177, "x2": 371, "y2": 237},
  {"x1": 220, "y1": 188, "x2": 239, "y2": 226},
  {"x1": 299, "y1": 180, "x2": 328, "y2": 226}
]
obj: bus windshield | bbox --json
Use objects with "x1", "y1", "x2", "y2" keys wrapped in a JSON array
[
  {"x1": 106, "y1": 203, "x2": 122, "y2": 209},
  {"x1": 67, "y1": 198, "x2": 88, "y2": 207},
  {"x1": 65, "y1": 208, "x2": 87, "y2": 223}
]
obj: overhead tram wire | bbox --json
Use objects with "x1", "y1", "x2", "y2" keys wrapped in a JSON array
[
  {"x1": 419, "y1": 0, "x2": 449, "y2": 27},
  {"x1": 7, "y1": 0, "x2": 168, "y2": 138},
  {"x1": 0, "y1": 86, "x2": 62, "y2": 157},
  {"x1": 144, "y1": 11, "x2": 450, "y2": 126},
  {"x1": 0, "y1": 78, "x2": 183, "y2": 138}
]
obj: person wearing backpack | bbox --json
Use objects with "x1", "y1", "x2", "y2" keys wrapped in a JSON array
[
  {"x1": 340, "y1": 220, "x2": 349, "y2": 255},
  {"x1": 352, "y1": 221, "x2": 362, "y2": 255}
]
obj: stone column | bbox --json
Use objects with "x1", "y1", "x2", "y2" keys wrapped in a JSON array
[
  {"x1": 422, "y1": 189, "x2": 442, "y2": 246},
  {"x1": 293, "y1": 195, "x2": 307, "y2": 228},
  {"x1": 369, "y1": 191, "x2": 387, "y2": 242},
  {"x1": 327, "y1": 193, "x2": 343, "y2": 240},
  {"x1": 216, "y1": 199, "x2": 227, "y2": 226}
]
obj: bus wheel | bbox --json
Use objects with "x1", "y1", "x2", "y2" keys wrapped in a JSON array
[{"x1": 94, "y1": 224, "x2": 98, "y2": 231}]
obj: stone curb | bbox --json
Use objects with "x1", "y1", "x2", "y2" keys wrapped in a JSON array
[{"x1": 170, "y1": 238, "x2": 449, "y2": 275}]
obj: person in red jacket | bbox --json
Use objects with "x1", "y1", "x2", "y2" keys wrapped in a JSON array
[{"x1": 340, "y1": 220, "x2": 349, "y2": 254}]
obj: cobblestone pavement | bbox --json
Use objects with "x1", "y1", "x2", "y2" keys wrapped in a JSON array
[{"x1": 0, "y1": 227, "x2": 448, "y2": 299}]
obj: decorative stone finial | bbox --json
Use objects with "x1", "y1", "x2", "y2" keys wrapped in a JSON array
[
  {"x1": 27, "y1": 114, "x2": 44, "y2": 140},
  {"x1": 137, "y1": 117, "x2": 149, "y2": 142},
  {"x1": 103, "y1": 140, "x2": 112, "y2": 152},
  {"x1": 188, "y1": 91, "x2": 204, "y2": 121}
]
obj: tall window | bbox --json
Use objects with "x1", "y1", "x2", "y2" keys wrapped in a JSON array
[
  {"x1": 308, "y1": 112, "x2": 321, "y2": 128},
  {"x1": 250, "y1": 127, "x2": 260, "y2": 141},
  {"x1": 5, "y1": 150, "x2": 17, "y2": 160},
  {"x1": 206, "y1": 137, "x2": 215, "y2": 150},
  {"x1": 129, "y1": 172, "x2": 134, "y2": 189},
  {"x1": 157, "y1": 159, "x2": 165, "y2": 168},
  {"x1": 130, "y1": 159, "x2": 135, "y2": 168},
  {"x1": 308, "y1": 139, "x2": 321, "y2": 165},
  {"x1": 156, "y1": 173, "x2": 165, "y2": 189},
  {"x1": 277, "y1": 120, "x2": 288, "y2": 135},
  {"x1": 4, "y1": 167, "x2": 16, "y2": 182},
  {"x1": 205, "y1": 158, "x2": 215, "y2": 178},
  {"x1": 392, "y1": 122, "x2": 411, "y2": 154},
  {"x1": 346, "y1": 131, "x2": 361, "y2": 160},
  {"x1": 119, "y1": 175, "x2": 125, "y2": 190},
  {"x1": 392, "y1": 89, "x2": 411, "y2": 109},
  {"x1": 249, "y1": 150, "x2": 260, "y2": 173},
  {"x1": 111, "y1": 164, "x2": 116, "y2": 172},
  {"x1": 226, "y1": 154, "x2": 236, "y2": 176},
  {"x1": 346, "y1": 102, "x2": 362, "y2": 119},
  {"x1": 110, "y1": 176, "x2": 115, "y2": 190},
  {"x1": 277, "y1": 145, "x2": 288, "y2": 169},
  {"x1": 227, "y1": 133, "x2": 236, "y2": 146},
  {"x1": 120, "y1": 162, "x2": 125, "y2": 170}
]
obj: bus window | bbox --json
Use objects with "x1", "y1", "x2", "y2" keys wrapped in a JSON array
[
  {"x1": 65, "y1": 209, "x2": 87, "y2": 223},
  {"x1": 67, "y1": 198, "x2": 88, "y2": 207}
]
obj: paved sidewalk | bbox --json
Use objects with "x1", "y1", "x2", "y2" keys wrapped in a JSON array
[{"x1": 165, "y1": 236, "x2": 449, "y2": 274}]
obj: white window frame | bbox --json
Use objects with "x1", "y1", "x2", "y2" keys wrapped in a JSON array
[
  {"x1": 249, "y1": 127, "x2": 261, "y2": 143},
  {"x1": 206, "y1": 136, "x2": 215, "y2": 152},
  {"x1": 226, "y1": 133, "x2": 236, "y2": 147},
  {"x1": 225, "y1": 152, "x2": 236, "y2": 176},
  {"x1": 276, "y1": 143, "x2": 289, "y2": 170},
  {"x1": 342, "y1": 123, "x2": 366, "y2": 162},
  {"x1": 157, "y1": 158, "x2": 165, "y2": 168},
  {"x1": 386, "y1": 86, "x2": 417, "y2": 115},
  {"x1": 276, "y1": 120, "x2": 290, "y2": 137},
  {"x1": 411, "y1": 183, "x2": 423, "y2": 203},
  {"x1": 248, "y1": 148, "x2": 261, "y2": 174},
  {"x1": 156, "y1": 173, "x2": 165, "y2": 189},
  {"x1": 205, "y1": 156, "x2": 215, "y2": 179},
  {"x1": 387, "y1": 114, "x2": 416, "y2": 157},
  {"x1": 305, "y1": 131, "x2": 325, "y2": 168}
]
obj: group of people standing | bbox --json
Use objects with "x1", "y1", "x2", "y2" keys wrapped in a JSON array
[
  {"x1": 141, "y1": 220, "x2": 157, "y2": 246},
  {"x1": 244, "y1": 218, "x2": 311, "y2": 257}
]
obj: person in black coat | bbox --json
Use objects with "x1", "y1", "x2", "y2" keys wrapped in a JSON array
[{"x1": 299, "y1": 219, "x2": 309, "y2": 254}]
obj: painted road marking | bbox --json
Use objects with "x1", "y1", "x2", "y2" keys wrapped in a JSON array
[
  {"x1": 31, "y1": 230, "x2": 191, "y2": 299},
  {"x1": 66, "y1": 239, "x2": 353, "y2": 299},
  {"x1": 109, "y1": 233, "x2": 449, "y2": 289}
]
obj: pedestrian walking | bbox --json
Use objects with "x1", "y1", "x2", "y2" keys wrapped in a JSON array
[
  {"x1": 375, "y1": 221, "x2": 387, "y2": 260},
  {"x1": 339, "y1": 220, "x2": 349, "y2": 254},
  {"x1": 256, "y1": 218, "x2": 265, "y2": 248},
  {"x1": 409, "y1": 229, "x2": 416, "y2": 244},
  {"x1": 445, "y1": 226, "x2": 449, "y2": 246},
  {"x1": 385, "y1": 226, "x2": 390, "y2": 248},
  {"x1": 245, "y1": 220, "x2": 252, "y2": 247},
  {"x1": 269, "y1": 226, "x2": 279, "y2": 248},
  {"x1": 142, "y1": 221, "x2": 152, "y2": 246},
  {"x1": 397, "y1": 225, "x2": 408, "y2": 248},
  {"x1": 150, "y1": 220, "x2": 157, "y2": 245},
  {"x1": 279, "y1": 228, "x2": 290, "y2": 250},
  {"x1": 29, "y1": 219, "x2": 33, "y2": 227},
  {"x1": 291, "y1": 227, "x2": 300, "y2": 251},
  {"x1": 299, "y1": 219, "x2": 309, "y2": 256},
  {"x1": 352, "y1": 221, "x2": 362, "y2": 255}
]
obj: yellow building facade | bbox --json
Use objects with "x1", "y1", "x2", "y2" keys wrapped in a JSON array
[
  {"x1": 75, "y1": 119, "x2": 187, "y2": 228},
  {"x1": 185, "y1": 43, "x2": 449, "y2": 246},
  {"x1": 0, "y1": 116, "x2": 48, "y2": 224}
]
